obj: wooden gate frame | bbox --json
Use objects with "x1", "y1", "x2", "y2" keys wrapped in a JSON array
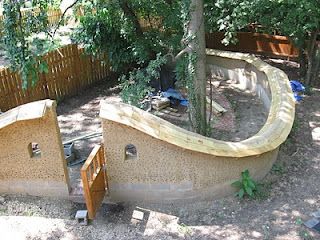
[{"x1": 81, "y1": 144, "x2": 108, "y2": 219}]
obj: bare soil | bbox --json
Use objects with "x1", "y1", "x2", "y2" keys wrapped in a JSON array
[
  {"x1": 1, "y1": 58, "x2": 320, "y2": 240},
  {"x1": 153, "y1": 76, "x2": 267, "y2": 142},
  {"x1": 56, "y1": 78, "x2": 121, "y2": 189}
]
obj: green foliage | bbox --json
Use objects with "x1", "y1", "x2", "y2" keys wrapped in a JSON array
[
  {"x1": 298, "y1": 230, "x2": 314, "y2": 240},
  {"x1": 73, "y1": 0, "x2": 183, "y2": 73},
  {"x1": 204, "y1": 0, "x2": 253, "y2": 45},
  {"x1": 204, "y1": 0, "x2": 320, "y2": 85},
  {"x1": 120, "y1": 54, "x2": 167, "y2": 107},
  {"x1": 2, "y1": 0, "x2": 54, "y2": 89},
  {"x1": 204, "y1": 0, "x2": 320, "y2": 47},
  {"x1": 73, "y1": 1, "x2": 135, "y2": 72},
  {"x1": 74, "y1": 0, "x2": 211, "y2": 135},
  {"x1": 47, "y1": 0, "x2": 61, "y2": 10},
  {"x1": 175, "y1": 54, "x2": 189, "y2": 88},
  {"x1": 231, "y1": 169, "x2": 258, "y2": 199}
]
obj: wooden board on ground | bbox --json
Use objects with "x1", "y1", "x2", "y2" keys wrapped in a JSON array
[
  {"x1": 160, "y1": 108, "x2": 181, "y2": 117},
  {"x1": 206, "y1": 97, "x2": 227, "y2": 116}
]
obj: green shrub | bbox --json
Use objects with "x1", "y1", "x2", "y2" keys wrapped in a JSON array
[{"x1": 231, "y1": 169, "x2": 258, "y2": 199}]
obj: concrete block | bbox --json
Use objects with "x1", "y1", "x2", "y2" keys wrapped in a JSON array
[
  {"x1": 64, "y1": 142, "x2": 74, "y2": 156},
  {"x1": 65, "y1": 153, "x2": 75, "y2": 164},
  {"x1": 151, "y1": 183, "x2": 170, "y2": 191},
  {"x1": 132, "y1": 210, "x2": 144, "y2": 220},
  {"x1": 75, "y1": 210, "x2": 88, "y2": 226},
  {"x1": 131, "y1": 183, "x2": 148, "y2": 191}
]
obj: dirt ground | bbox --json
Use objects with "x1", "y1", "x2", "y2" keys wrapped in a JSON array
[
  {"x1": 57, "y1": 78, "x2": 121, "y2": 189},
  {"x1": 1, "y1": 58, "x2": 320, "y2": 240},
  {"x1": 156, "y1": 77, "x2": 267, "y2": 142}
]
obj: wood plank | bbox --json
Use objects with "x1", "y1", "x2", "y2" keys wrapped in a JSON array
[
  {"x1": 81, "y1": 145, "x2": 106, "y2": 220},
  {"x1": 206, "y1": 97, "x2": 227, "y2": 115}
]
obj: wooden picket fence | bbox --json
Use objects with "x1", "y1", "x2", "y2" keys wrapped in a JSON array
[
  {"x1": 0, "y1": 44, "x2": 111, "y2": 111},
  {"x1": 47, "y1": 8, "x2": 63, "y2": 26}
]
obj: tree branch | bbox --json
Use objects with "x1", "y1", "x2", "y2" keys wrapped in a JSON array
[
  {"x1": 174, "y1": 46, "x2": 192, "y2": 61},
  {"x1": 51, "y1": 0, "x2": 81, "y2": 38}
]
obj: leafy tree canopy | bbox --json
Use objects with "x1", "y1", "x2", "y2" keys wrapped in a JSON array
[{"x1": 73, "y1": 0, "x2": 183, "y2": 73}]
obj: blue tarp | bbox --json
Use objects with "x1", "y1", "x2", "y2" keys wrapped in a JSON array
[
  {"x1": 290, "y1": 80, "x2": 305, "y2": 102},
  {"x1": 161, "y1": 88, "x2": 189, "y2": 106}
]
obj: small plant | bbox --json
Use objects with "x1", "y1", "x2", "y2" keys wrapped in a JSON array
[
  {"x1": 296, "y1": 217, "x2": 303, "y2": 225},
  {"x1": 231, "y1": 169, "x2": 258, "y2": 199},
  {"x1": 298, "y1": 230, "x2": 314, "y2": 240}
]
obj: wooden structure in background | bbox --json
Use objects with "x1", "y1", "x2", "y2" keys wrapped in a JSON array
[
  {"x1": 47, "y1": 8, "x2": 63, "y2": 26},
  {"x1": 0, "y1": 44, "x2": 111, "y2": 111},
  {"x1": 81, "y1": 144, "x2": 108, "y2": 219},
  {"x1": 206, "y1": 32, "x2": 299, "y2": 58},
  {"x1": 0, "y1": 7, "x2": 62, "y2": 35},
  {"x1": 139, "y1": 17, "x2": 300, "y2": 58}
]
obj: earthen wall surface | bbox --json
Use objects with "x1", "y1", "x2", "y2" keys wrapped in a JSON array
[
  {"x1": 0, "y1": 100, "x2": 70, "y2": 197},
  {"x1": 100, "y1": 50, "x2": 295, "y2": 202}
]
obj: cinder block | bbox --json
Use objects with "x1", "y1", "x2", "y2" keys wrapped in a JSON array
[
  {"x1": 64, "y1": 142, "x2": 74, "y2": 156},
  {"x1": 131, "y1": 183, "x2": 148, "y2": 190},
  {"x1": 151, "y1": 183, "x2": 171, "y2": 191},
  {"x1": 75, "y1": 210, "x2": 88, "y2": 226}
]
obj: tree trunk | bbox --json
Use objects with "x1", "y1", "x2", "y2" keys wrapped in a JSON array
[
  {"x1": 311, "y1": 44, "x2": 320, "y2": 85},
  {"x1": 186, "y1": 0, "x2": 207, "y2": 135},
  {"x1": 299, "y1": 48, "x2": 307, "y2": 80},
  {"x1": 305, "y1": 31, "x2": 318, "y2": 85}
]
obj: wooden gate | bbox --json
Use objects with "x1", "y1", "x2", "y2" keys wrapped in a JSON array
[{"x1": 81, "y1": 144, "x2": 108, "y2": 219}]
